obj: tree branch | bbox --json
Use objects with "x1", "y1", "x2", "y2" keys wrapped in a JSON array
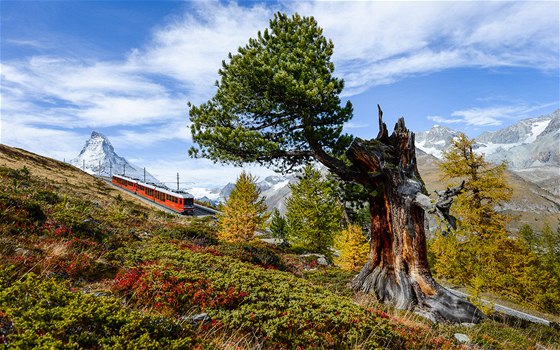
[{"x1": 415, "y1": 181, "x2": 464, "y2": 236}]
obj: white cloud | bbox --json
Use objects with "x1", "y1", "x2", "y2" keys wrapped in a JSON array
[
  {"x1": 130, "y1": 1, "x2": 272, "y2": 103},
  {"x1": 3, "y1": 1, "x2": 557, "y2": 129},
  {"x1": 428, "y1": 103, "x2": 558, "y2": 127},
  {"x1": 287, "y1": 1, "x2": 558, "y2": 94},
  {"x1": 1, "y1": 0, "x2": 558, "y2": 185},
  {"x1": 2, "y1": 58, "x2": 185, "y2": 128},
  {"x1": 0, "y1": 119, "x2": 85, "y2": 161},
  {"x1": 113, "y1": 121, "x2": 192, "y2": 149},
  {"x1": 148, "y1": 157, "x2": 278, "y2": 188},
  {"x1": 427, "y1": 115, "x2": 464, "y2": 124}
]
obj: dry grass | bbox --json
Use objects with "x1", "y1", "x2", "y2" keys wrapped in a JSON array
[{"x1": 0, "y1": 144, "x2": 161, "y2": 212}]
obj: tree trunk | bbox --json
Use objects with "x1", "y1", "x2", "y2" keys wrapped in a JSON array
[{"x1": 346, "y1": 107, "x2": 484, "y2": 323}]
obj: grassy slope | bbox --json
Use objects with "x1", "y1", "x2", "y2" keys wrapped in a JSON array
[{"x1": 1, "y1": 144, "x2": 558, "y2": 349}]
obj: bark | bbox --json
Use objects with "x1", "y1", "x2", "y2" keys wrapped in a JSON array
[{"x1": 346, "y1": 106, "x2": 484, "y2": 323}]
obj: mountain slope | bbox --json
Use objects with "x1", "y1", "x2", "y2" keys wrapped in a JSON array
[
  {"x1": 416, "y1": 149, "x2": 560, "y2": 232},
  {"x1": 415, "y1": 125, "x2": 460, "y2": 159},
  {"x1": 416, "y1": 109, "x2": 560, "y2": 196},
  {"x1": 70, "y1": 131, "x2": 161, "y2": 185}
]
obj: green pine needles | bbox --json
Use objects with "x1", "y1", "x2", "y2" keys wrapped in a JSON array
[
  {"x1": 285, "y1": 165, "x2": 345, "y2": 255},
  {"x1": 188, "y1": 12, "x2": 353, "y2": 173}
]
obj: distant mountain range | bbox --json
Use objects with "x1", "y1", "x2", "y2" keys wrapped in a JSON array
[
  {"x1": 416, "y1": 109, "x2": 559, "y2": 196},
  {"x1": 71, "y1": 110, "x2": 559, "y2": 229},
  {"x1": 70, "y1": 131, "x2": 161, "y2": 185},
  {"x1": 187, "y1": 175, "x2": 295, "y2": 213}
]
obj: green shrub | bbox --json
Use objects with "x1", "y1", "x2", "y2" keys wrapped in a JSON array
[
  {"x1": 34, "y1": 190, "x2": 61, "y2": 205},
  {"x1": 0, "y1": 274, "x2": 196, "y2": 349},
  {"x1": 157, "y1": 218, "x2": 218, "y2": 246},
  {"x1": 0, "y1": 193, "x2": 45, "y2": 235},
  {"x1": 216, "y1": 241, "x2": 285, "y2": 270},
  {"x1": 112, "y1": 242, "x2": 403, "y2": 349}
]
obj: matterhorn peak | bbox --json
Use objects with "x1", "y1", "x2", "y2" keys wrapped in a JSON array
[
  {"x1": 90, "y1": 130, "x2": 109, "y2": 140},
  {"x1": 70, "y1": 131, "x2": 161, "y2": 185}
]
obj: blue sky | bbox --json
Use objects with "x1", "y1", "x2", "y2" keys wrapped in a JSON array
[{"x1": 1, "y1": 1, "x2": 558, "y2": 186}]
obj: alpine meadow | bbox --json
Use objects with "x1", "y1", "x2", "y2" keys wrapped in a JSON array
[{"x1": 2, "y1": 3, "x2": 560, "y2": 350}]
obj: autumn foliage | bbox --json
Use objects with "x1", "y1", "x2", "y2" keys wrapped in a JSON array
[
  {"x1": 217, "y1": 171, "x2": 268, "y2": 242},
  {"x1": 334, "y1": 224, "x2": 370, "y2": 271}
]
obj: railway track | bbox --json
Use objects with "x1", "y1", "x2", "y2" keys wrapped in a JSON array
[{"x1": 192, "y1": 203, "x2": 220, "y2": 217}]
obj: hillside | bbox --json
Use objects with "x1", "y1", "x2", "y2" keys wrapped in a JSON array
[
  {"x1": 416, "y1": 150, "x2": 560, "y2": 232},
  {"x1": 416, "y1": 109, "x2": 560, "y2": 197},
  {"x1": 1, "y1": 144, "x2": 559, "y2": 349}
]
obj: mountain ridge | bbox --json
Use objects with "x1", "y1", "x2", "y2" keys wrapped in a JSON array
[
  {"x1": 70, "y1": 131, "x2": 162, "y2": 185},
  {"x1": 416, "y1": 109, "x2": 559, "y2": 195}
]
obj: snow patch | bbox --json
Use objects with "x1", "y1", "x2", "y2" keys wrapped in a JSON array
[
  {"x1": 525, "y1": 120, "x2": 551, "y2": 143},
  {"x1": 270, "y1": 180, "x2": 290, "y2": 192},
  {"x1": 185, "y1": 187, "x2": 221, "y2": 201},
  {"x1": 417, "y1": 145, "x2": 443, "y2": 159}
]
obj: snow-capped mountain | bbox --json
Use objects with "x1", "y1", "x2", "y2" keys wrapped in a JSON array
[
  {"x1": 259, "y1": 175, "x2": 295, "y2": 214},
  {"x1": 415, "y1": 109, "x2": 560, "y2": 195},
  {"x1": 70, "y1": 131, "x2": 161, "y2": 185},
  {"x1": 415, "y1": 125, "x2": 460, "y2": 159},
  {"x1": 478, "y1": 110, "x2": 559, "y2": 195},
  {"x1": 214, "y1": 175, "x2": 295, "y2": 213},
  {"x1": 476, "y1": 110, "x2": 559, "y2": 167}
]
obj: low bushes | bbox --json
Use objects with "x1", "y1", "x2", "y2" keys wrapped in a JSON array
[
  {"x1": 0, "y1": 274, "x2": 196, "y2": 349},
  {"x1": 111, "y1": 242, "x2": 403, "y2": 349}
]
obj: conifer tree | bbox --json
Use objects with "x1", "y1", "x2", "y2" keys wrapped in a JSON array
[
  {"x1": 334, "y1": 224, "x2": 370, "y2": 271},
  {"x1": 285, "y1": 165, "x2": 344, "y2": 255},
  {"x1": 269, "y1": 209, "x2": 287, "y2": 241},
  {"x1": 217, "y1": 171, "x2": 268, "y2": 242},
  {"x1": 427, "y1": 133, "x2": 560, "y2": 312},
  {"x1": 439, "y1": 133, "x2": 512, "y2": 236},
  {"x1": 188, "y1": 12, "x2": 485, "y2": 322}
]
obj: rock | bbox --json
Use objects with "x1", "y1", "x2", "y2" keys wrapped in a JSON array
[
  {"x1": 316, "y1": 256, "x2": 329, "y2": 266},
  {"x1": 138, "y1": 231, "x2": 152, "y2": 239},
  {"x1": 92, "y1": 291, "x2": 111, "y2": 298},
  {"x1": 460, "y1": 323, "x2": 476, "y2": 328},
  {"x1": 454, "y1": 333, "x2": 470, "y2": 344},
  {"x1": 301, "y1": 253, "x2": 330, "y2": 266},
  {"x1": 189, "y1": 313, "x2": 211, "y2": 325}
]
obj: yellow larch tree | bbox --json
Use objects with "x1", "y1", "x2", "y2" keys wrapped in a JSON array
[
  {"x1": 217, "y1": 171, "x2": 268, "y2": 242},
  {"x1": 334, "y1": 224, "x2": 369, "y2": 271}
]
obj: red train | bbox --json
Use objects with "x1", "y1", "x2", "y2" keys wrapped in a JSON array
[{"x1": 112, "y1": 174, "x2": 194, "y2": 214}]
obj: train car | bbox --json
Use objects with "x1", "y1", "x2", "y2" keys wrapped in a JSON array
[{"x1": 112, "y1": 174, "x2": 194, "y2": 214}]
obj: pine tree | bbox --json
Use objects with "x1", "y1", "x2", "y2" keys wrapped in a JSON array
[
  {"x1": 269, "y1": 209, "x2": 287, "y2": 241},
  {"x1": 217, "y1": 171, "x2": 268, "y2": 242},
  {"x1": 188, "y1": 11, "x2": 485, "y2": 322},
  {"x1": 285, "y1": 165, "x2": 344, "y2": 255},
  {"x1": 334, "y1": 224, "x2": 370, "y2": 271}
]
